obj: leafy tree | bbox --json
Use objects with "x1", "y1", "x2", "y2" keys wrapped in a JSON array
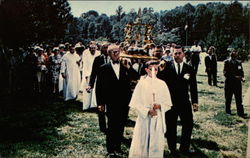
[
  {"x1": 192, "y1": 4, "x2": 212, "y2": 41},
  {"x1": 116, "y1": 5, "x2": 125, "y2": 22},
  {"x1": 0, "y1": 0, "x2": 73, "y2": 48},
  {"x1": 88, "y1": 22, "x2": 96, "y2": 40},
  {"x1": 154, "y1": 28, "x2": 181, "y2": 45}
]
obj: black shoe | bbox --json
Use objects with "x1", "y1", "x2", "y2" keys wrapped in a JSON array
[
  {"x1": 238, "y1": 113, "x2": 247, "y2": 118},
  {"x1": 179, "y1": 149, "x2": 195, "y2": 156},
  {"x1": 100, "y1": 129, "x2": 107, "y2": 134},
  {"x1": 169, "y1": 150, "x2": 179, "y2": 157},
  {"x1": 106, "y1": 152, "x2": 116, "y2": 158},
  {"x1": 226, "y1": 112, "x2": 233, "y2": 115}
]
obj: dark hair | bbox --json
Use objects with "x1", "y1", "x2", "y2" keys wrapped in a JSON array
[
  {"x1": 145, "y1": 60, "x2": 159, "y2": 68},
  {"x1": 174, "y1": 45, "x2": 184, "y2": 51},
  {"x1": 156, "y1": 45, "x2": 163, "y2": 49},
  {"x1": 150, "y1": 43, "x2": 156, "y2": 47}
]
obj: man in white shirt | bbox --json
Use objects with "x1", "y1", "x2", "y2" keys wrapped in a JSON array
[
  {"x1": 96, "y1": 44, "x2": 139, "y2": 156},
  {"x1": 190, "y1": 41, "x2": 202, "y2": 74}
]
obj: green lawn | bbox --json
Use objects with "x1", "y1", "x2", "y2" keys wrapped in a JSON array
[{"x1": 0, "y1": 53, "x2": 249, "y2": 157}]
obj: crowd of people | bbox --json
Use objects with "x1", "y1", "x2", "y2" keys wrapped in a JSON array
[{"x1": 0, "y1": 40, "x2": 248, "y2": 157}]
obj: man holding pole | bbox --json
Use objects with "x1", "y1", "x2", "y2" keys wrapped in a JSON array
[{"x1": 96, "y1": 44, "x2": 139, "y2": 156}]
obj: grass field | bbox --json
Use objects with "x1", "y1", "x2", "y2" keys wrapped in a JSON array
[{"x1": 0, "y1": 53, "x2": 249, "y2": 158}]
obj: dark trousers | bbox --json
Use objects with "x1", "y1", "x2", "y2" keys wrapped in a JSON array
[
  {"x1": 207, "y1": 71, "x2": 217, "y2": 86},
  {"x1": 192, "y1": 62, "x2": 199, "y2": 75},
  {"x1": 106, "y1": 109, "x2": 127, "y2": 153},
  {"x1": 191, "y1": 54, "x2": 200, "y2": 75},
  {"x1": 165, "y1": 106, "x2": 193, "y2": 152},
  {"x1": 225, "y1": 80, "x2": 244, "y2": 115},
  {"x1": 98, "y1": 111, "x2": 107, "y2": 133}
]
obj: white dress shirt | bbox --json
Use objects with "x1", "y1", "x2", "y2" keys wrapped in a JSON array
[
  {"x1": 190, "y1": 45, "x2": 202, "y2": 52},
  {"x1": 173, "y1": 60, "x2": 184, "y2": 75},
  {"x1": 111, "y1": 61, "x2": 120, "y2": 80}
]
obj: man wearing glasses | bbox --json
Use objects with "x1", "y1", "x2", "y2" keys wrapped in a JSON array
[
  {"x1": 96, "y1": 44, "x2": 139, "y2": 157},
  {"x1": 158, "y1": 45, "x2": 198, "y2": 156}
]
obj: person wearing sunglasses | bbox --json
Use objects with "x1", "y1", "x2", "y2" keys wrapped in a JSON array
[{"x1": 157, "y1": 45, "x2": 198, "y2": 156}]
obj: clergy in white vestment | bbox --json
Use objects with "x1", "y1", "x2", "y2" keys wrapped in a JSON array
[
  {"x1": 129, "y1": 60, "x2": 172, "y2": 158},
  {"x1": 60, "y1": 45, "x2": 81, "y2": 101},
  {"x1": 82, "y1": 44, "x2": 101, "y2": 110}
]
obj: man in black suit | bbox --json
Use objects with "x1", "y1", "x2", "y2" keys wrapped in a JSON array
[
  {"x1": 224, "y1": 50, "x2": 246, "y2": 117},
  {"x1": 86, "y1": 43, "x2": 110, "y2": 134},
  {"x1": 96, "y1": 44, "x2": 139, "y2": 156},
  {"x1": 204, "y1": 46, "x2": 217, "y2": 86},
  {"x1": 158, "y1": 45, "x2": 198, "y2": 156}
]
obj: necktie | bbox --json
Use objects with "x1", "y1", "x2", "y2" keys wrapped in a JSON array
[
  {"x1": 104, "y1": 56, "x2": 107, "y2": 64},
  {"x1": 113, "y1": 60, "x2": 119, "y2": 64},
  {"x1": 177, "y1": 63, "x2": 180, "y2": 75}
]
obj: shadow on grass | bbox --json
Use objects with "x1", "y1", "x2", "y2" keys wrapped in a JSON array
[
  {"x1": 213, "y1": 111, "x2": 244, "y2": 126},
  {"x1": 82, "y1": 107, "x2": 99, "y2": 113},
  {"x1": 199, "y1": 90, "x2": 215, "y2": 96},
  {"x1": 122, "y1": 137, "x2": 132, "y2": 147},
  {"x1": 176, "y1": 121, "x2": 201, "y2": 129},
  {"x1": 192, "y1": 138, "x2": 220, "y2": 151},
  {"x1": 163, "y1": 141, "x2": 211, "y2": 158},
  {"x1": 197, "y1": 81, "x2": 204, "y2": 84},
  {"x1": 126, "y1": 119, "x2": 135, "y2": 127},
  {"x1": 0, "y1": 94, "x2": 82, "y2": 157},
  {"x1": 197, "y1": 74, "x2": 207, "y2": 77}
]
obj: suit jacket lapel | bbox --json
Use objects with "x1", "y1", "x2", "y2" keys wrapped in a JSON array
[
  {"x1": 181, "y1": 63, "x2": 187, "y2": 76},
  {"x1": 170, "y1": 61, "x2": 178, "y2": 76},
  {"x1": 108, "y1": 63, "x2": 118, "y2": 80},
  {"x1": 119, "y1": 64, "x2": 125, "y2": 80}
]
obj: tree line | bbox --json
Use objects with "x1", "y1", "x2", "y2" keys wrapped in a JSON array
[{"x1": 0, "y1": 0, "x2": 249, "y2": 60}]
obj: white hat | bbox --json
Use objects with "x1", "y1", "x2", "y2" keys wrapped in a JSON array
[
  {"x1": 59, "y1": 44, "x2": 65, "y2": 48},
  {"x1": 53, "y1": 47, "x2": 59, "y2": 52},
  {"x1": 75, "y1": 43, "x2": 84, "y2": 48}
]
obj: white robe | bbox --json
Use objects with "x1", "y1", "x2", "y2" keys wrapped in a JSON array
[
  {"x1": 60, "y1": 52, "x2": 81, "y2": 101},
  {"x1": 81, "y1": 49, "x2": 100, "y2": 110},
  {"x1": 129, "y1": 76, "x2": 172, "y2": 158}
]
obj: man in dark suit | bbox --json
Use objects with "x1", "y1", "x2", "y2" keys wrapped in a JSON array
[
  {"x1": 205, "y1": 46, "x2": 217, "y2": 86},
  {"x1": 86, "y1": 43, "x2": 110, "y2": 134},
  {"x1": 158, "y1": 45, "x2": 198, "y2": 156},
  {"x1": 224, "y1": 50, "x2": 247, "y2": 117},
  {"x1": 96, "y1": 44, "x2": 139, "y2": 156}
]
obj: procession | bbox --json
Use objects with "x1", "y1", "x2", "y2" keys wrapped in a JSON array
[{"x1": 0, "y1": 1, "x2": 249, "y2": 158}]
